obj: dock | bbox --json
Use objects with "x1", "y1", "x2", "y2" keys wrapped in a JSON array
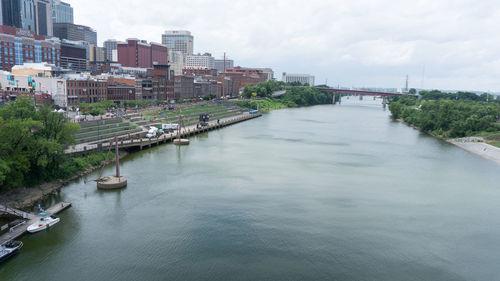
[
  {"x1": 66, "y1": 112, "x2": 262, "y2": 155},
  {"x1": 0, "y1": 202, "x2": 72, "y2": 245}
]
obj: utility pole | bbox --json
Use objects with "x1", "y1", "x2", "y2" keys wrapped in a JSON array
[
  {"x1": 115, "y1": 135, "x2": 120, "y2": 178},
  {"x1": 405, "y1": 75, "x2": 409, "y2": 93},
  {"x1": 222, "y1": 52, "x2": 226, "y2": 99}
]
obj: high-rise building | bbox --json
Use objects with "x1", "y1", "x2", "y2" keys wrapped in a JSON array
[
  {"x1": 95, "y1": 46, "x2": 106, "y2": 62},
  {"x1": 89, "y1": 45, "x2": 106, "y2": 62},
  {"x1": 34, "y1": 0, "x2": 53, "y2": 36},
  {"x1": 185, "y1": 53, "x2": 214, "y2": 69},
  {"x1": 51, "y1": 0, "x2": 73, "y2": 24},
  {"x1": 104, "y1": 39, "x2": 117, "y2": 61},
  {"x1": 214, "y1": 59, "x2": 233, "y2": 73},
  {"x1": 282, "y1": 73, "x2": 315, "y2": 86},
  {"x1": 162, "y1": 30, "x2": 193, "y2": 56},
  {"x1": 117, "y1": 38, "x2": 168, "y2": 68},
  {"x1": 168, "y1": 49, "x2": 184, "y2": 75},
  {"x1": 53, "y1": 23, "x2": 97, "y2": 45},
  {"x1": 1, "y1": 0, "x2": 36, "y2": 32}
]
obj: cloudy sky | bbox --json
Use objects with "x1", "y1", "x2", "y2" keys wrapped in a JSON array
[{"x1": 70, "y1": 0, "x2": 500, "y2": 92}]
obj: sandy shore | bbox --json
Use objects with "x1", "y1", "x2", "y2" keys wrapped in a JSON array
[
  {"x1": 396, "y1": 119, "x2": 500, "y2": 166},
  {"x1": 448, "y1": 140, "x2": 500, "y2": 165}
]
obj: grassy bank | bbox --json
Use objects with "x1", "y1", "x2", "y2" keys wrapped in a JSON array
[
  {"x1": 489, "y1": 142, "x2": 500, "y2": 148},
  {"x1": 59, "y1": 151, "x2": 116, "y2": 179},
  {"x1": 237, "y1": 98, "x2": 292, "y2": 112}
]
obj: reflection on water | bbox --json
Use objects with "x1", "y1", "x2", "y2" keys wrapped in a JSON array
[{"x1": 1, "y1": 99, "x2": 500, "y2": 281}]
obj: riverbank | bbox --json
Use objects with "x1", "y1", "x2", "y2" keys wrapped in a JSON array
[
  {"x1": 396, "y1": 118, "x2": 500, "y2": 166},
  {"x1": 447, "y1": 140, "x2": 500, "y2": 165},
  {"x1": 1, "y1": 112, "x2": 262, "y2": 212},
  {"x1": 0, "y1": 152, "x2": 128, "y2": 212}
]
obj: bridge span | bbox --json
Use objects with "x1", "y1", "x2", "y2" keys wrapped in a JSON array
[{"x1": 316, "y1": 88, "x2": 409, "y2": 96}]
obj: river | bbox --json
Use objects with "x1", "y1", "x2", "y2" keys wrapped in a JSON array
[{"x1": 1, "y1": 99, "x2": 500, "y2": 281}]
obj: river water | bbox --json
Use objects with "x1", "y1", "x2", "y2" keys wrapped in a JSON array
[{"x1": 2, "y1": 99, "x2": 500, "y2": 281}]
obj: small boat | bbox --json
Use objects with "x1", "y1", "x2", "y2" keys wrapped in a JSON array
[
  {"x1": 0, "y1": 241, "x2": 23, "y2": 263},
  {"x1": 27, "y1": 214, "x2": 60, "y2": 233}
]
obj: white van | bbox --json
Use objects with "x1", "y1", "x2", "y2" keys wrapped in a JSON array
[{"x1": 146, "y1": 127, "x2": 159, "y2": 138}]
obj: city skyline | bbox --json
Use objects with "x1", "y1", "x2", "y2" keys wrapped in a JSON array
[{"x1": 68, "y1": 0, "x2": 500, "y2": 92}]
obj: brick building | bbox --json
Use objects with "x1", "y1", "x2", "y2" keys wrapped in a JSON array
[
  {"x1": 225, "y1": 66, "x2": 266, "y2": 79},
  {"x1": 0, "y1": 25, "x2": 61, "y2": 71},
  {"x1": 174, "y1": 75, "x2": 194, "y2": 100},
  {"x1": 66, "y1": 76, "x2": 107, "y2": 106},
  {"x1": 182, "y1": 67, "x2": 217, "y2": 77},
  {"x1": 117, "y1": 39, "x2": 167, "y2": 69},
  {"x1": 107, "y1": 77, "x2": 135, "y2": 104},
  {"x1": 194, "y1": 80, "x2": 220, "y2": 98},
  {"x1": 219, "y1": 72, "x2": 266, "y2": 97}
]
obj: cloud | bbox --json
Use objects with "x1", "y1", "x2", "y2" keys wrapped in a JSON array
[{"x1": 68, "y1": 0, "x2": 500, "y2": 91}]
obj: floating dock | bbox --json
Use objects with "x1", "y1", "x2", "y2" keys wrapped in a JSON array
[{"x1": 0, "y1": 202, "x2": 72, "y2": 245}]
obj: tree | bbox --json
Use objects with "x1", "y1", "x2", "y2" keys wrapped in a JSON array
[
  {"x1": 0, "y1": 98, "x2": 80, "y2": 190},
  {"x1": 409, "y1": 88, "x2": 417, "y2": 95}
]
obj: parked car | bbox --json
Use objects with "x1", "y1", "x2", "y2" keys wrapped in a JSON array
[{"x1": 161, "y1": 123, "x2": 180, "y2": 133}]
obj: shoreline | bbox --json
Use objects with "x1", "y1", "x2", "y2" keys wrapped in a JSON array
[
  {"x1": 0, "y1": 152, "x2": 129, "y2": 213},
  {"x1": 446, "y1": 140, "x2": 500, "y2": 165},
  {"x1": 396, "y1": 119, "x2": 500, "y2": 166},
  {"x1": 0, "y1": 112, "x2": 262, "y2": 213}
]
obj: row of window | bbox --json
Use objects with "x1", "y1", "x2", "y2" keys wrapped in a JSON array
[
  {"x1": 68, "y1": 89, "x2": 106, "y2": 96},
  {"x1": 67, "y1": 81, "x2": 106, "y2": 87},
  {"x1": 1, "y1": 49, "x2": 59, "y2": 59}
]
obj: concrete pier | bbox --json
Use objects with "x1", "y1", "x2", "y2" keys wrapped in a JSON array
[
  {"x1": 97, "y1": 176, "x2": 127, "y2": 190},
  {"x1": 173, "y1": 139, "x2": 190, "y2": 145}
]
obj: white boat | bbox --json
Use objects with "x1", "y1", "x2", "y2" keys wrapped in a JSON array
[
  {"x1": 0, "y1": 241, "x2": 23, "y2": 263},
  {"x1": 27, "y1": 214, "x2": 60, "y2": 233}
]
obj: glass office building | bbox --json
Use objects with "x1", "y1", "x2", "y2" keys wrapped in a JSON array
[
  {"x1": 162, "y1": 30, "x2": 193, "y2": 57},
  {"x1": 52, "y1": 0, "x2": 73, "y2": 24}
]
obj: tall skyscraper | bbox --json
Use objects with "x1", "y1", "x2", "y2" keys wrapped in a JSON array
[
  {"x1": 104, "y1": 39, "x2": 118, "y2": 61},
  {"x1": 34, "y1": 0, "x2": 53, "y2": 36},
  {"x1": 52, "y1": 0, "x2": 73, "y2": 24},
  {"x1": 1, "y1": 0, "x2": 36, "y2": 32},
  {"x1": 162, "y1": 30, "x2": 193, "y2": 56}
]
